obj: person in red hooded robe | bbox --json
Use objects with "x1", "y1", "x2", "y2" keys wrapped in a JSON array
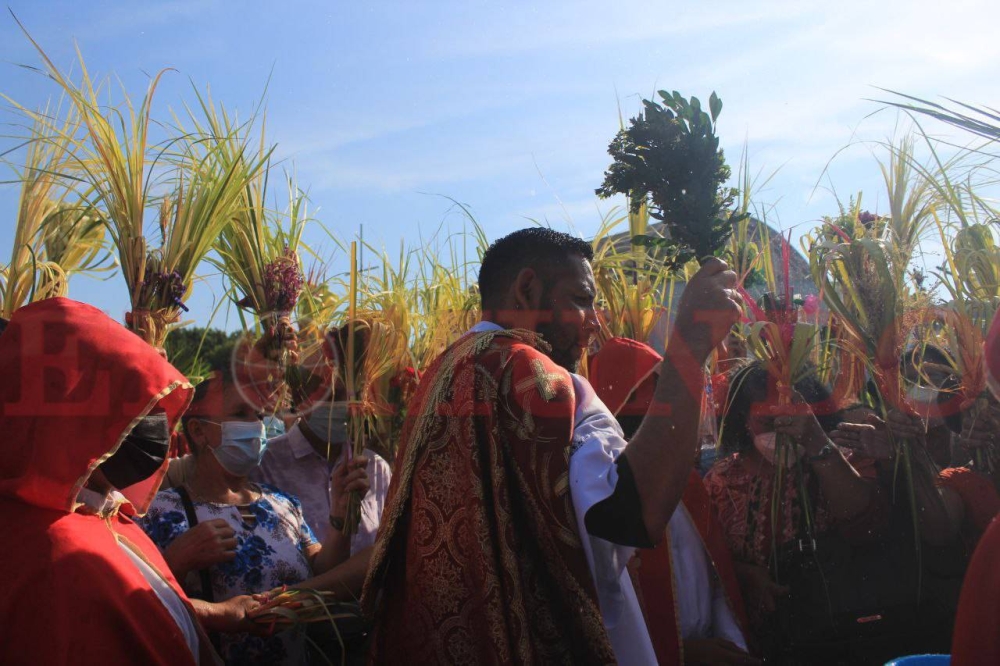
[
  {"x1": 589, "y1": 337, "x2": 754, "y2": 666},
  {"x1": 0, "y1": 298, "x2": 257, "y2": 666},
  {"x1": 952, "y1": 311, "x2": 1000, "y2": 664}
]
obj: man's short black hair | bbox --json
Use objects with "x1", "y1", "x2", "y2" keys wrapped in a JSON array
[{"x1": 478, "y1": 228, "x2": 594, "y2": 309}]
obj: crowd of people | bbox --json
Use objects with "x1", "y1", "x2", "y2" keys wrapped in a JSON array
[{"x1": 2, "y1": 227, "x2": 1000, "y2": 665}]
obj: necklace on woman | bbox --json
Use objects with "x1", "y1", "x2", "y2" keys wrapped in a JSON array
[{"x1": 184, "y1": 478, "x2": 262, "y2": 528}]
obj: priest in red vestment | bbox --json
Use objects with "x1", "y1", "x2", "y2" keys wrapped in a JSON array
[
  {"x1": 362, "y1": 228, "x2": 742, "y2": 664},
  {"x1": 952, "y1": 515, "x2": 1000, "y2": 664},
  {"x1": 952, "y1": 312, "x2": 1000, "y2": 664},
  {"x1": 589, "y1": 337, "x2": 754, "y2": 666},
  {"x1": 0, "y1": 298, "x2": 255, "y2": 665}
]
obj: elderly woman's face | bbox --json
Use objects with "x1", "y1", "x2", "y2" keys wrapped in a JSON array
[{"x1": 190, "y1": 383, "x2": 262, "y2": 452}]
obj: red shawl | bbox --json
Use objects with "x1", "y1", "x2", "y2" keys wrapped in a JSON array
[
  {"x1": 952, "y1": 515, "x2": 1000, "y2": 665},
  {"x1": 634, "y1": 471, "x2": 750, "y2": 665},
  {"x1": 938, "y1": 467, "x2": 1000, "y2": 540},
  {"x1": 362, "y1": 329, "x2": 614, "y2": 665},
  {"x1": 955, "y1": 300, "x2": 1000, "y2": 663},
  {"x1": 0, "y1": 298, "x2": 207, "y2": 665},
  {"x1": 589, "y1": 338, "x2": 749, "y2": 665}
]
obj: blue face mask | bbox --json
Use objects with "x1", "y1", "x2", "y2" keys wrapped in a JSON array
[
  {"x1": 209, "y1": 420, "x2": 267, "y2": 477},
  {"x1": 263, "y1": 415, "x2": 286, "y2": 439}
]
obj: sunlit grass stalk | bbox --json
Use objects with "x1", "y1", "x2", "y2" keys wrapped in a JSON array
[
  {"x1": 1, "y1": 102, "x2": 110, "y2": 316},
  {"x1": 810, "y1": 230, "x2": 926, "y2": 567},
  {"x1": 591, "y1": 207, "x2": 675, "y2": 345},
  {"x1": 933, "y1": 212, "x2": 999, "y2": 471},
  {"x1": 9, "y1": 24, "x2": 167, "y2": 326},
  {"x1": 742, "y1": 236, "x2": 821, "y2": 570},
  {"x1": 877, "y1": 133, "x2": 934, "y2": 285},
  {"x1": 11, "y1": 24, "x2": 264, "y2": 349},
  {"x1": 345, "y1": 242, "x2": 362, "y2": 535}
]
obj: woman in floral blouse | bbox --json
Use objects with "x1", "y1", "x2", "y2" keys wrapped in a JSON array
[
  {"x1": 140, "y1": 369, "x2": 370, "y2": 665},
  {"x1": 703, "y1": 363, "x2": 887, "y2": 627}
]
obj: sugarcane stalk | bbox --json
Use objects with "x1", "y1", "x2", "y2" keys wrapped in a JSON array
[
  {"x1": 770, "y1": 384, "x2": 789, "y2": 577},
  {"x1": 769, "y1": 429, "x2": 786, "y2": 580},
  {"x1": 898, "y1": 434, "x2": 923, "y2": 598},
  {"x1": 344, "y1": 242, "x2": 364, "y2": 536}
]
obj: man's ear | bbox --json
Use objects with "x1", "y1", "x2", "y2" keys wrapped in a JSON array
[{"x1": 512, "y1": 267, "x2": 543, "y2": 312}]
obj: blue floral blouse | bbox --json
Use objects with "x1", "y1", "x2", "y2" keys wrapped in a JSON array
[{"x1": 139, "y1": 484, "x2": 318, "y2": 665}]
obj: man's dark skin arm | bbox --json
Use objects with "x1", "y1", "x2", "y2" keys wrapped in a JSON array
[
  {"x1": 619, "y1": 259, "x2": 740, "y2": 544},
  {"x1": 292, "y1": 547, "x2": 372, "y2": 600}
]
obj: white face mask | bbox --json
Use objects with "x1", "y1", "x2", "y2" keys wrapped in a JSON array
[
  {"x1": 907, "y1": 385, "x2": 939, "y2": 407},
  {"x1": 753, "y1": 431, "x2": 804, "y2": 469},
  {"x1": 306, "y1": 402, "x2": 349, "y2": 444},
  {"x1": 210, "y1": 420, "x2": 267, "y2": 477},
  {"x1": 907, "y1": 385, "x2": 945, "y2": 425},
  {"x1": 263, "y1": 415, "x2": 286, "y2": 439}
]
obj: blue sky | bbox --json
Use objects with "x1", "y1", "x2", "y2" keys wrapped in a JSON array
[{"x1": 2, "y1": 0, "x2": 999, "y2": 329}]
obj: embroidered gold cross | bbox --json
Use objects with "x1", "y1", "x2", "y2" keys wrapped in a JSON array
[{"x1": 515, "y1": 358, "x2": 567, "y2": 401}]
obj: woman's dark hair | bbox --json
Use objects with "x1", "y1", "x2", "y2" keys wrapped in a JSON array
[
  {"x1": 719, "y1": 361, "x2": 842, "y2": 456},
  {"x1": 478, "y1": 228, "x2": 594, "y2": 310},
  {"x1": 180, "y1": 367, "x2": 235, "y2": 443}
]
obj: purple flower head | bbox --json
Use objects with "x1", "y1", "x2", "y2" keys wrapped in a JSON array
[
  {"x1": 858, "y1": 211, "x2": 878, "y2": 228},
  {"x1": 143, "y1": 270, "x2": 189, "y2": 312},
  {"x1": 263, "y1": 249, "x2": 304, "y2": 313}
]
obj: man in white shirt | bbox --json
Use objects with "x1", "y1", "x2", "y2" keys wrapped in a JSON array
[
  {"x1": 253, "y1": 401, "x2": 391, "y2": 597},
  {"x1": 256, "y1": 402, "x2": 391, "y2": 548}
]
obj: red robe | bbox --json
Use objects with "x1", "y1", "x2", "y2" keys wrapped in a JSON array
[
  {"x1": 958, "y1": 299, "x2": 1000, "y2": 664},
  {"x1": 952, "y1": 515, "x2": 1000, "y2": 665},
  {"x1": 362, "y1": 329, "x2": 614, "y2": 665},
  {"x1": 588, "y1": 337, "x2": 749, "y2": 665},
  {"x1": 938, "y1": 466, "x2": 1000, "y2": 542},
  {"x1": 633, "y1": 471, "x2": 750, "y2": 665},
  {"x1": 0, "y1": 298, "x2": 211, "y2": 665}
]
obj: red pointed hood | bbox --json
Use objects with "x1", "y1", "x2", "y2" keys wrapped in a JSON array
[
  {"x1": 587, "y1": 337, "x2": 661, "y2": 416},
  {"x1": 0, "y1": 298, "x2": 193, "y2": 514}
]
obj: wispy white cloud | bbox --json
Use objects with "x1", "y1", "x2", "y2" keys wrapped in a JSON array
[
  {"x1": 418, "y1": 0, "x2": 810, "y2": 60},
  {"x1": 4, "y1": 0, "x2": 1000, "y2": 330}
]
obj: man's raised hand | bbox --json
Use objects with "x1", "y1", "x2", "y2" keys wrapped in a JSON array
[{"x1": 672, "y1": 257, "x2": 742, "y2": 365}]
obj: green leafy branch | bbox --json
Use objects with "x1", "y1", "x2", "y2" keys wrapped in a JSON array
[{"x1": 597, "y1": 90, "x2": 742, "y2": 271}]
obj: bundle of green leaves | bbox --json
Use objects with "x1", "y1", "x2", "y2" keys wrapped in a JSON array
[{"x1": 597, "y1": 90, "x2": 740, "y2": 271}]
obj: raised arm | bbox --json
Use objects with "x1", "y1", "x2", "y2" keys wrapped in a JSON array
[{"x1": 624, "y1": 258, "x2": 741, "y2": 543}]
